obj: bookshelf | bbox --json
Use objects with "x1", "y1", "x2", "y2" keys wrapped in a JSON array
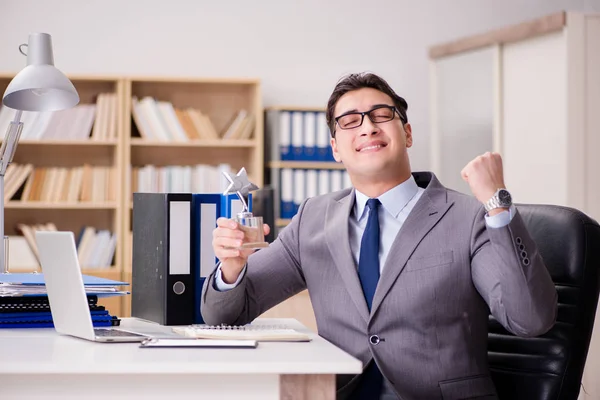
[
  {"x1": 121, "y1": 76, "x2": 264, "y2": 317},
  {"x1": 0, "y1": 73, "x2": 125, "y2": 316},
  {"x1": 0, "y1": 75, "x2": 325, "y2": 332},
  {"x1": 264, "y1": 106, "x2": 349, "y2": 235},
  {"x1": 262, "y1": 106, "x2": 351, "y2": 333}
]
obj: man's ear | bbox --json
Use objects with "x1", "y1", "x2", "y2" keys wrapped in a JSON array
[
  {"x1": 404, "y1": 123, "x2": 413, "y2": 148},
  {"x1": 330, "y1": 137, "x2": 342, "y2": 162}
]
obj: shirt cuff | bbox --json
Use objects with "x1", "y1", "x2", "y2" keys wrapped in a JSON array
[
  {"x1": 484, "y1": 204, "x2": 516, "y2": 228},
  {"x1": 213, "y1": 262, "x2": 247, "y2": 292}
]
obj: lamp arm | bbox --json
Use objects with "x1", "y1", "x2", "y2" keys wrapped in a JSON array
[
  {"x1": 0, "y1": 110, "x2": 24, "y2": 274},
  {"x1": 0, "y1": 110, "x2": 23, "y2": 176}
]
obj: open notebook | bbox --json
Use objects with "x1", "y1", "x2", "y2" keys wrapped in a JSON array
[{"x1": 172, "y1": 324, "x2": 312, "y2": 342}]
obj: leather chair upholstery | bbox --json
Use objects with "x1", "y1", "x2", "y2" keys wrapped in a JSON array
[{"x1": 488, "y1": 204, "x2": 600, "y2": 399}]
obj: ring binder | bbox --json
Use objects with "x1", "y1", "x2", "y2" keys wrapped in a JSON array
[
  {"x1": 191, "y1": 323, "x2": 294, "y2": 330},
  {"x1": 172, "y1": 324, "x2": 312, "y2": 342}
]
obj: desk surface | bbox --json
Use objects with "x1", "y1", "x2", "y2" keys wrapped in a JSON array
[{"x1": 0, "y1": 317, "x2": 362, "y2": 376}]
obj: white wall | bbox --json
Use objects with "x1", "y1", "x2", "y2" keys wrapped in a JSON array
[
  {"x1": 3, "y1": 1, "x2": 600, "y2": 398},
  {"x1": 0, "y1": 0, "x2": 599, "y2": 171}
]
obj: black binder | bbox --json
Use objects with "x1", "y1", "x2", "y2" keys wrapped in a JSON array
[
  {"x1": 252, "y1": 187, "x2": 275, "y2": 243},
  {"x1": 131, "y1": 192, "x2": 195, "y2": 326}
]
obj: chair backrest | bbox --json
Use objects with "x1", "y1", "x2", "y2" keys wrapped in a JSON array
[{"x1": 488, "y1": 204, "x2": 600, "y2": 400}]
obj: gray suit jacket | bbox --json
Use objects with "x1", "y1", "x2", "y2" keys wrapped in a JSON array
[{"x1": 201, "y1": 171, "x2": 558, "y2": 400}]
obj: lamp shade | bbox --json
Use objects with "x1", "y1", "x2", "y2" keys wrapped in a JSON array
[{"x1": 2, "y1": 33, "x2": 79, "y2": 112}]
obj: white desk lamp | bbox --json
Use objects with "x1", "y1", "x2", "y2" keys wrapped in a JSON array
[{"x1": 1, "y1": 33, "x2": 79, "y2": 273}]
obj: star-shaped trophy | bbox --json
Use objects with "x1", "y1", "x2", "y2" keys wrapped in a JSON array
[{"x1": 223, "y1": 167, "x2": 268, "y2": 249}]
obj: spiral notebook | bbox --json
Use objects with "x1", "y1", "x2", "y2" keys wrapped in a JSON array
[{"x1": 172, "y1": 324, "x2": 312, "y2": 342}]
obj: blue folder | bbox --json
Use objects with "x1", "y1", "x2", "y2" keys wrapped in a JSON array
[
  {"x1": 0, "y1": 310, "x2": 110, "y2": 320},
  {"x1": 0, "y1": 273, "x2": 128, "y2": 286},
  {"x1": 0, "y1": 316, "x2": 117, "y2": 328}
]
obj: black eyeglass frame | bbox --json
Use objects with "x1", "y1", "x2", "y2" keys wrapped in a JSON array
[{"x1": 333, "y1": 105, "x2": 407, "y2": 137}]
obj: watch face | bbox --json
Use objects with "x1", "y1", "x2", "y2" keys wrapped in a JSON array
[{"x1": 498, "y1": 189, "x2": 512, "y2": 205}]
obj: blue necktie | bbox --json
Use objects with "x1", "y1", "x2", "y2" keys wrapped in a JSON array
[
  {"x1": 355, "y1": 198, "x2": 384, "y2": 400},
  {"x1": 358, "y1": 198, "x2": 381, "y2": 311}
]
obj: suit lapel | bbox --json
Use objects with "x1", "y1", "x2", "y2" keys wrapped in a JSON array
[
  {"x1": 370, "y1": 177, "x2": 454, "y2": 318},
  {"x1": 325, "y1": 189, "x2": 370, "y2": 323}
]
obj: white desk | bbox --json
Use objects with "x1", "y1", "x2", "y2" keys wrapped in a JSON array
[{"x1": 0, "y1": 317, "x2": 362, "y2": 400}]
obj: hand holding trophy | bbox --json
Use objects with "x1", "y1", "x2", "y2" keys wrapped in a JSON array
[{"x1": 222, "y1": 167, "x2": 269, "y2": 249}]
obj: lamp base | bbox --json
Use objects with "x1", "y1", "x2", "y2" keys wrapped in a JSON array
[{"x1": 1, "y1": 236, "x2": 8, "y2": 274}]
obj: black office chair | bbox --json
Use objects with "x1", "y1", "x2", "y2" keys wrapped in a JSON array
[{"x1": 487, "y1": 204, "x2": 600, "y2": 399}]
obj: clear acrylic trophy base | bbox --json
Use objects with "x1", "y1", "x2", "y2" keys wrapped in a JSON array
[{"x1": 234, "y1": 212, "x2": 269, "y2": 249}]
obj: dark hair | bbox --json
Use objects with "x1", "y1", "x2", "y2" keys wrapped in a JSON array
[{"x1": 326, "y1": 72, "x2": 408, "y2": 137}]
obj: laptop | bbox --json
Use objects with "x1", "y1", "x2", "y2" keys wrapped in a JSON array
[{"x1": 35, "y1": 230, "x2": 151, "y2": 343}]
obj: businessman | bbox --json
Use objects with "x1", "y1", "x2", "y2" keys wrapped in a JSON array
[{"x1": 201, "y1": 72, "x2": 558, "y2": 400}]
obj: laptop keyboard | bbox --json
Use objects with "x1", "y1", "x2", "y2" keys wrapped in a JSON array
[{"x1": 94, "y1": 328, "x2": 145, "y2": 337}]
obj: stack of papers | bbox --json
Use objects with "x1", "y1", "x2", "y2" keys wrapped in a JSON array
[{"x1": 0, "y1": 273, "x2": 129, "y2": 297}]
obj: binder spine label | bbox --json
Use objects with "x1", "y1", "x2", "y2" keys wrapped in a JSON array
[{"x1": 169, "y1": 201, "x2": 191, "y2": 275}]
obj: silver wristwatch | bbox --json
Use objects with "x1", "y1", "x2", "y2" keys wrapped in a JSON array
[{"x1": 484, "y1": 188, "x2": 512, "y2": 212}]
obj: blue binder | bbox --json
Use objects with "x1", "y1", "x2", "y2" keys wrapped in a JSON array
[
  {"x1": 191, "y1": 194, "x2": 221, "y2": 324},
  {"x1": 220, "y1": 193, "x2": 252, "y2": 219},
  {"x1": 192, "y1": 193, "x2": 253, "y2": 324}
]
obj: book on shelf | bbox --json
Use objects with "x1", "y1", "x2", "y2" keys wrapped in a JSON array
[
  {"x1": 278, "y1": 168, "x2": 351, "y2": 219},
  {"x1": 4, "y1": 163, "x2": 34, "y2": 202},
  {"x1": 130, "y1": 163, "x2": 234, "y2": 197},
  {"x1": 4, "y1": 163, "x2": 116, "y2": 203},
  {"x1": 0, "y1": 92, "x2": 118, "y2": 141},
  {"x1": 172, "y1": 324, "x2": 312, "y2": 342},
  {"x1": 10, "y1": 223, "x2": 117, "y2": 271},
  {"x1": 266, "y1": 109, "x2": 334, "y2": 162},
  {"x1": 221, "y1": 109, "x2": 254, "y2": 140},
  {"x1": 131, "y1": 96, "x2": 254, "y2": 141},
  {"x1": 75, "y1": 226, "x2": 117, "y2": 270},
  {"x1": 15, "y1": 222, "x2": 57, "y2": 263}
]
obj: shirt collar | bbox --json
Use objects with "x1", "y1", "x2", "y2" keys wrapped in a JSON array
[{"x1": 354, "y1": 174, "x2": 419, "y2": 221}]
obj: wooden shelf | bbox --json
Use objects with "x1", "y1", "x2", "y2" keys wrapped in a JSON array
[
  {"x1": 123, "y1": 75, "x2": 259, "y2": 85},
  {"x1": 0, "y1": 74, "x2": 125, "y2": 317},
  {"x1": 12, "y1": 149, "x2": 118, "y2": 169},
  {"x1": 81, "y1": 267, "x2": 119, "y2": 274},
  {"x1": 121, "y1": 76, "x2": 264, "y2": 317},
  {"x1": 125, "y1": 78, "x2": 263, "y2": 181},
  {"x1": 264, "y1": 107, "x2": 347, "y2": 235},
  {"x1": 9, "y1": 267, "x2": 121, "y2": 276},
  {"x1": 276, "y1": 219, "x2": 291, "y2": 227},
  {"x1": 265, "y1": 105, "x2": 326, "y2": 112},
  {"x1": 5, "y1": 202, "x2": 118, "y2": 210},
  {"x1": 130, "y1": 141, "x2": 256, "y2": 168},
  {"x1": 0, "y1": 74, "x2": 267, "y2": 319},
  {"x1": 14, "y1": 139, "x2": 118, "y2": 146},
  {"x1": 130, "y1": 138, "x2": 256, "y2": 148},
  {"x1": 268, "y1": 161, "x2": 344, "y2": 170}
]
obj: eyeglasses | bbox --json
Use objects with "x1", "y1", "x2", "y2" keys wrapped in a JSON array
[{"x1": 334, "y1": 105, "x2": 405, "y2": 131}]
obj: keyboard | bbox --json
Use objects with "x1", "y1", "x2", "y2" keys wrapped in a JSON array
[{"x1": 94, "y1": 328, "x2": 146, "y2": 337}]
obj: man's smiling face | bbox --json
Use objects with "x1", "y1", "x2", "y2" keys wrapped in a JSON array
[{"x1": 330, "y1": 87, "x2": 413, "y2": 180}]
